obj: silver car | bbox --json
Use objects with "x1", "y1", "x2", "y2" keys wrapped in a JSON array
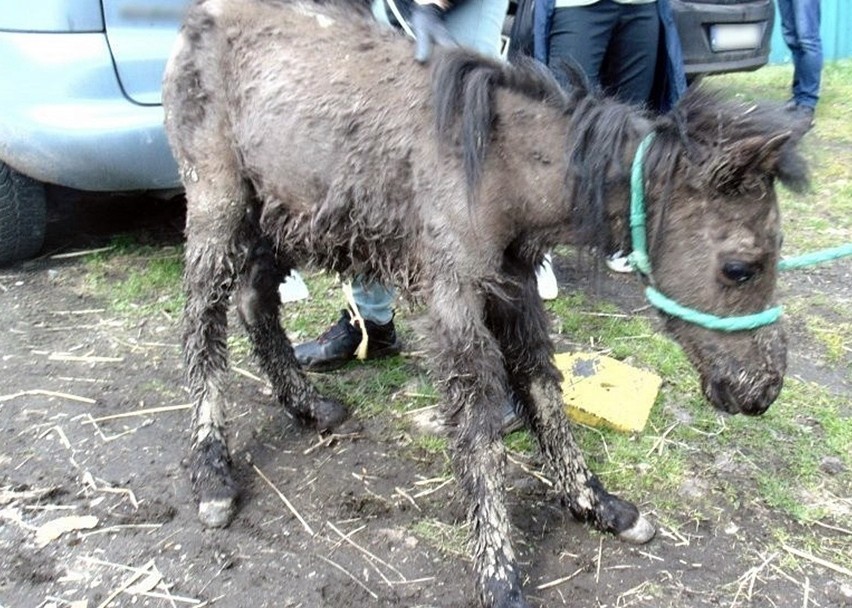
[
  {"x1": 0, "y1": 0, "x2": 774, "y2": 264},
  {"x1": 0, "y1": 0, "x2": 185, "y2": 264}
]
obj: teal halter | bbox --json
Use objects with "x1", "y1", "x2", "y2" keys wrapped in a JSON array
[{"x1": 626, "y1": 132, "x2": 783, "y2": 332}]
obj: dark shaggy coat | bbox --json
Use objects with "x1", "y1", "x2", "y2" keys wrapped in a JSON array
[{"x1": 162, "y1": 1, "x2": 806, "y2": 606}]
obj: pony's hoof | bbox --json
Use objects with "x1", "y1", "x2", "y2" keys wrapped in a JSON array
[
  {"x1": 198, "y1": 494, "x2": 237, "y2": 528},
  {"x1": 491, "y1": 593, "x2": 530, "y2": 608},
  {"x1": 617, "y1": 513, "x2": 655, "y2": 544},
  {"x1": 191, "y1": 435, "x2": 239, "y2": 528},
  {"x1": 313, "y1": 397, "x2": 348, "y2": 432},
  {"x1": 482, "y1": 574, "x2": 530, "y2": 608}
]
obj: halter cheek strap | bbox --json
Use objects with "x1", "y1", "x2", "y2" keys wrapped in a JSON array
[{"x1": 627, "y1": 132, "x2": 783, "y2": 332}]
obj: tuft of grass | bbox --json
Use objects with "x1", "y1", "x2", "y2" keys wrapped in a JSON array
[
  {"x1": 84, "y1": 238, "x2": 184, "y2": 317},
  {"x1": 411, "y1": 518, "x2": 469, "y2": 557},
  {"x1": 409, "y1": 433, "x2": 449, "y2": 456}
]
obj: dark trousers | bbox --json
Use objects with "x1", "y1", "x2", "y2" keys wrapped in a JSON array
[{"x1": 548, "y1": 0, "x2": 659, "y2": 106}]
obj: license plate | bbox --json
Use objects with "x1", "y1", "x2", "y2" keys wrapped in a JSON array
[{"x1": 709, "y1": 23, "x2": 763, "y2": 52}]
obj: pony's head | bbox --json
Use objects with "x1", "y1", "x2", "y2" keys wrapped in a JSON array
[
  {"x1": 430, "y1": 51, "x2": 809, "y2": 416},
  {"x1": 640, "y1": 89, "x2": 808, "y2": 415}
]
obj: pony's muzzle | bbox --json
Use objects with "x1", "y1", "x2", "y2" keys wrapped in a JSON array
[{"x1": 703, "y1": 369, "x2": 783, "y2": 416}]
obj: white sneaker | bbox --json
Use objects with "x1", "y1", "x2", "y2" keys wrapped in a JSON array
[
  {"x1": 536, "y1": 254, "x2": 558, "y2": 300},
  {"x1": 278, "y1": 270, "x2": 310, "y2": 303},
  {"x1": 605, "y1": 251, "x2": 633, "y2": 274}
]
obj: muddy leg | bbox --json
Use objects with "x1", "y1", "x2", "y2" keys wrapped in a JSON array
[
  {"x1": 525, "y1": 380, "x2": 654, "y2": 542},
  {"x1": 486, "y1": 263, "x2": 654, "y2": 544},
  {"x1": 182, "y1": 177, "x2": 249, "y2": 528},
  {"x1": 236, "y1": 241, "x2": 347, "y2": 430},
  {"x1": 430, "y1": 280, "x2": 529, "y2": 608}
]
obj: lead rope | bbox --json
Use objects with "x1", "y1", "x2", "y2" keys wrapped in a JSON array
[
  {"x1": 342, "y1": 281, "x2": 370, "y2": 360},
  {"x1": 778, "y1": 243, "x2": 852, "y2": 270}
]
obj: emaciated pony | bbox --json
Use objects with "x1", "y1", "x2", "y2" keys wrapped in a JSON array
[{"x1": 162, "y1": 1, "x2": 808, "y2": 606}]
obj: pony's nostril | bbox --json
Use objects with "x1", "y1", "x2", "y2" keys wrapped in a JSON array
[{"x1": 707, "y1": 379, "x2": 738, "y2": 414}]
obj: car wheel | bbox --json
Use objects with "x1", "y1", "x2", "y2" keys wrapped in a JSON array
[{"x1": 0, "y1": 161, "x2": 47, "y2": 265}]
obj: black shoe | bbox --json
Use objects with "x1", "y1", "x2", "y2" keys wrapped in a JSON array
[
  {"x1": 294, "y1": 310, "x2": 402, "y2": 372},
  {"x1": 501, "y1": 392, "x2": 525, "y2": 435},
  {"x1": 786, "y1": 102, "x2": 815, "y2": 131}
]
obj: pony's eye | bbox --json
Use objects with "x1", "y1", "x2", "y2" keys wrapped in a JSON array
[{"x1": 720, "y1": 260, "x2": 761, "y2": 285}]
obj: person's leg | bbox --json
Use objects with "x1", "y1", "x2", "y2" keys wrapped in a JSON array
[
  {"x1": 357, "y1": 0, "x2": 507, "y2": 321},
  {"x1": 776, "y1": 0, "x2": 802, "y2": 101},
  {"x1": 291, "y1": 0, "x2": 406, "y2": 372},
  {"x1": 293, "y1": 279, "x2": 402, "y2": 372},
  {"x1": 789, "y1": 0, "x2": 822, "y2": 109},
  {"x1": 777, "y1": 0, "x2": 796, "y2": 54},
  {"x1": 601, "y1": 1, "x2": 659, "y2": 106},
  {"x1": 547, "y1": 2, "x2": 619, "y2": 90},
  {"x1": 358, "y1": 0, "x2": 508, "y2": 322},
  {"x1": 442, "y1": 0, "x2": 509, "y2": 58},
  {"x1": 351, "y1": 279, "x2": 395, "y2": 325},
  {"x1": 296, "y1": 0, "x2": 510, "y2": 371}
]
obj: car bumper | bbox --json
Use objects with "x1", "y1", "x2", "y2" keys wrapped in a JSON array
[
  {"x1": 0, "y1": 31, "x2": 180, "y2": 192},
  {"x1": 671, "y1": 0, "x2": 774, "y2": 76}
]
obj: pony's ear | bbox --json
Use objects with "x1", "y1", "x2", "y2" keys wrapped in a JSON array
[{"x1": 708, "y1": 132, "x2": 791, "y2": 193}]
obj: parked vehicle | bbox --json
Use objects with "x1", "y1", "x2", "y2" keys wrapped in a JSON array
[
  {"x1": 0, "y1": 0, "x2": 775, "y2": 264},
  {"x1": 0, "y1": 0, "x2": 184, "y2": 264},
  {"x1": 671, "y1": 0, "x2": 775, "y2": 77}
]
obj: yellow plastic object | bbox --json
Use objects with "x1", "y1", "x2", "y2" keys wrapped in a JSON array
[{"x1": 554, "y1": 352, "x2": 661, "y2": 433}]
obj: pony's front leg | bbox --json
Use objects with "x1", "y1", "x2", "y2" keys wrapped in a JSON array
[
  {"x1": 430, "y1": 282, "x2": 529, "y2": 608},
  {"x1": 486, "y1": 266, "x2": 654, "y2": 544},
  {"x1": 525, "y1": 379, "x2": 655, "y2": 543},
  {"x1": 182, "y1": 185, "x2": 246, "y2": 528},
  {"x1": 236, "y1": 240, "x2": 347, "y2": 430}
]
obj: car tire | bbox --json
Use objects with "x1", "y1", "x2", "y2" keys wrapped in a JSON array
[{"x1": 0, "y1": 161, "x2": 47, "y2": 265}]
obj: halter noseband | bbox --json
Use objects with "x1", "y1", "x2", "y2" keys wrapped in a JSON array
[{"x1": 627, "y1": 132, "x2": 782, "y2": 332}]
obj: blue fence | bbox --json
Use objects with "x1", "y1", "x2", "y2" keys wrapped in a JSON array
[{"x1": 769, "y1": 0, "x2": 851, "y2": 64}]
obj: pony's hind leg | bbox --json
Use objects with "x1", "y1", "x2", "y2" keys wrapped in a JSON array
[
  {"x1": 236, "y1": 240, "x2": 347, "y2": 431},
  {"x1": 486, "y1": 261, "x2": 654, "y2": 544}
]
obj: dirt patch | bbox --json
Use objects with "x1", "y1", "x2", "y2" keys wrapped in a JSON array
[{"x1": 1, "y1": 196, "x2": 850, "y2": 608}]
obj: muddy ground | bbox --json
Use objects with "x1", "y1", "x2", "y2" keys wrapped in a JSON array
[{"x1": 0, "y1": 196, "x2": 850, "y2": 608}]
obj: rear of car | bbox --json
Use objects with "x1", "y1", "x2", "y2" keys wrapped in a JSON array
[{"x1": 0, "y1": 0, "x2": 185, "y2": 263}]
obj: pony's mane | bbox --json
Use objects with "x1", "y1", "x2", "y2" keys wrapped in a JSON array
[
  {"x1": 431, "y1": 51, "x2": 565, "y2": 190},
  {"x1": 431, "y1": 50, "x2": 651, "y2": 249},
  {"x1": 651, "y1": 87, "x2": 810, "y2": 194},
  {"x1": 431, "y1": 50, "x2": 809, "y2": 253}
]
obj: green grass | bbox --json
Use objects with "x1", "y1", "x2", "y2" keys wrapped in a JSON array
[
  {"x1": 411, "y1": 518, "x2": 469, "y2": 557},
  {"x1": 83, "y1": 238, "x2": 184, "y2": 318}
]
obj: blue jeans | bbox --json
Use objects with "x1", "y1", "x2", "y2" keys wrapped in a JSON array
[
  {"x1": 355, "y1": 0, "x2": 509, "y2": 325},
  {"x1": 777, "y1": 0, "x2": 822, "y2": 109}
]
